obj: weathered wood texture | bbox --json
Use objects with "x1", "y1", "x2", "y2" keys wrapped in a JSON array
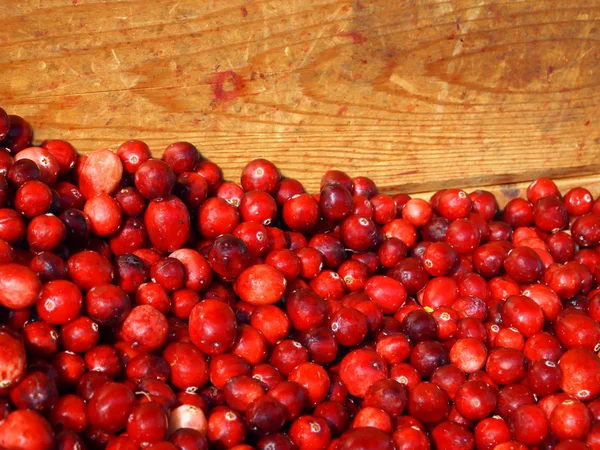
[{"x1": 0, "y1": 0, "x2": 598, "y2": 195}]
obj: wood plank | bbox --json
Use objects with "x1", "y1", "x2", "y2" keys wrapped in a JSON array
[{"x1": 0, "y1": 0, "x2": 598, "y2": 195}]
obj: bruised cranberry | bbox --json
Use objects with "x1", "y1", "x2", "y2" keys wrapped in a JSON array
[
  {"x1": 504, "y1": 246, "x2": 543, "y2": 283},
  {"x1": 403, "y1": 309, "x2": 437, "y2": 342}
]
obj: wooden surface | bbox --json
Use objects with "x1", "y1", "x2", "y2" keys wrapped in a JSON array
[{"x1": 1, "y1": 0, "x2": 599, "y2": 196}]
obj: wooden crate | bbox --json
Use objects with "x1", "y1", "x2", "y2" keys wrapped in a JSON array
[{"x1": 1, "y1": 0, "x2": 598, "y2": 206}]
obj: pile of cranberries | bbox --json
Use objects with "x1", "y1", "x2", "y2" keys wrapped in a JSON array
[{"x1": 0, "y1": 106, "x2": 600, "y2": 450}]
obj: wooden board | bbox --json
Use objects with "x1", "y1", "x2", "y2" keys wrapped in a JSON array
[{"x1": 1, "y1": 0, "x2": 599, "y2": 196}]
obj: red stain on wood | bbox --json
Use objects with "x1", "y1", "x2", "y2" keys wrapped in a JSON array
[
  {"x1": 337, "y1": 106, "x2": 348, "y2": 115},
  {"x1": 585, "y1": 120, "x2": 591, "y2": 126},
  {"x1": 340, "y1": 32, "x2": 366, "y2": 44},
  {"x1": 211, "y1": 71, "x2": 244, "y2": 103},
  {"x1": 241, "y1": 7, "x2": 248, "y2": 17}
]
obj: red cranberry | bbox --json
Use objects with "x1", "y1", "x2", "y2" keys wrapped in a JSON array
[
  {"x1": 127, "y1": 402, "x2": 168, "y2": 445},
  {"x1": 88, "y1": 382, "x2": 135, "y2": 433},
  {"x1": 0, "y1": 263, "x2": 42, "y2": 309},
  {"x1": 559, "y1": 348, "x2": 600, "y2": 401},
  {"x1": 79, "y1": 148, "x2": 123, "y2": 199},
  {"x1": 509, "y1": 404, "x2": 549, "y2": 446},
  {"x1": 117, "y1": 140, "x2": 151, "y2": 173},
  {"x1": 207, "y1": 406, "x2": 246, "y2": 448},
  {"x1": 122, "y1": 305, "x2": 168, "y2": 351},
  {"x1": 0, "y1": 409, "x2": 54, "y2": 450},
  {"x1": 189, "y1": 300, "x2": 237, "y2": 354},
  {"x1": 0, "y1": 330, "x2": 26, "y2": 390},
  {"x1": 241, "y1": 158, "x2": 281, "y2": 194}
]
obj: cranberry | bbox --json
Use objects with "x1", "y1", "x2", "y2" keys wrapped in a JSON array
[
  {"x1": 79, "y1": 148, "x2": 123, "y2": 199},
  {"x1": 189, "y1": 299, "x2": 237, "y2": 354},
  {"x1": 241, "y1": 158, "x2": 281, "y2": 194},
  {"x1": 423, "y1": 242, "x2": 458, "y2": 276},
  {"x1": 169, "y1": 428, "x2": 208, "y2": 450},
  {"x1": 564, "y1": 187, "x2": 593, "y2": 215},
  {"x1": 144, "y1": 195, "x2": 190, "y2": 252},
  {"x1": 559, "y1": 348, "x2": 600, "y2": 401},
  {"x1": 572, "y1": 213, "x2": 600, "y2": 247},
  {"x1": 122, "y1": 305, "x2": 168, "y2": 351},
  {"x1": 485, "y1": 347, "x2": 527, "y2": 385},
  {"x1": 37, "y1": 279, "x2": 82, "y2": 325},
  {"x1": 198, "y1": 197, "x2": 239, "y2": 238},
  {"x1": 496, "y1": 384, "x2": 536, "y2": 420},
  {"x1": 267, "y1": 380, "x2": 307, "y2": 420},
  {"x1": 0, "y1": 263, "x2": 42, "y2": 309},
  {"x1": 0, "y1": 330, "x2": 26, "y2": 390},
  {"x1": 127, "y1": 402, "x2": 168, "y2": 445},
  {"x1": 474, "y1": 416, "x2": 511, "y2": 450},
  {"x1": 207, "y1": 406, "x2": 246, "y2": 448},
  {"x1": 289, "y1": 362, "x2": 330, "y2": 407},
  {"x1": 13, "y1": 147, "x2": 59, "y2": 186},
  {"x1": 88, "y1": 382, "x2": 135, "y2": 433},
  {"x1": 509, "y1": 404, "x2": 549, "y2": 446},
  {"x1": 0, "y1": 108, "x2": 9, "y2": 140},
  {"x1": 245, "y1": 396, "x2": 286, "y2": 435},
  {"x1": 0, "y1": 409, "x2": 54, "y2": 450},
  {"x1": 339, "y1": 349, "x2": 387, "y2": 398}
]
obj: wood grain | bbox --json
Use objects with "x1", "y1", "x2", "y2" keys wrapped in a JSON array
[{"x1": 0, "y1": 0, "x2": 598, "y2": 195}]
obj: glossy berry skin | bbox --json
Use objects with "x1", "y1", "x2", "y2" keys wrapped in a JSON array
[
  {"x1": 88, "y1": 382, "x2": 136, "y2": 433},
  {"x1": 145, "y1": 195, "x2": 190, "y2": 252},
  {"x1": 127, "y1": 402, "x2": 169, "y2": 445},
  {"x1": 0, "y1": 330, "x2": 26, "y2": 390},
  {"x1": 189, "y1": 299, "x2": 237, "y2": 355},
  {"x1": 122, "y1": 305, "x2": 168, "y2": 351},
  {"x1": 339, "y1": 349, "x2": 387, "y2": 398},
  {"x1": 36, "y1": 279, "x2": 82, "y2": 325},
  {"x1": 0, "y1": 409, "x2": 54, "y2": 450},
  {"x1": 0, "y1": 263, "x2": 42, "y2": 309}
]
